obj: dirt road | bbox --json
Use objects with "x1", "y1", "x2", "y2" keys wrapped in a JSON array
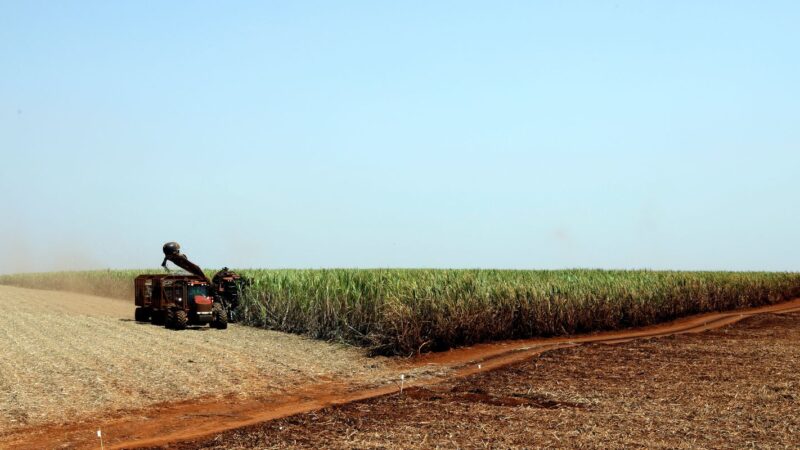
[{"x1": 2, "y1": 284, "x2": 798, "y2": 449}]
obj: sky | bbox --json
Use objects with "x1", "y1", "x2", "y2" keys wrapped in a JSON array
[{"x1": 1, "y1": 1, "x2": 798, "y2": 273}]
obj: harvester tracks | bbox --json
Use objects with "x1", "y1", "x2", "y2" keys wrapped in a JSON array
[{"x1": 5, "y1": 298, "x2": 800, "y2": 450}]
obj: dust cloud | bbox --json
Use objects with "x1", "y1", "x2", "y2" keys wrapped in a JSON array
[{"x1": 0, "y1": 232, "x2": 102, "y2": 275}]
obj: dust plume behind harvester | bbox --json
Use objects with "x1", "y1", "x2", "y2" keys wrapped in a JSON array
[{"x1": 133, "y1": 242, "x2": 249, "y2": 330}]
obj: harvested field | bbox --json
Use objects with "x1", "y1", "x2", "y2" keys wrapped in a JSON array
[
  {"x1": 0, "y1": 285, "x2": 430, "y2": 436},
  {"x1": 172, "y1": 311, "x2": 800, "y2": 449}
]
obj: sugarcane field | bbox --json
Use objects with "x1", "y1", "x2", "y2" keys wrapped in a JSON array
[{"x1": 2, "y1": 2, "x2": 799, "y2": 449}]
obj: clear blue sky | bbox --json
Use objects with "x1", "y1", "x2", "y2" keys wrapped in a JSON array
[{"x1": 1, "y1": 1, "x2": 798, "y2": 273}]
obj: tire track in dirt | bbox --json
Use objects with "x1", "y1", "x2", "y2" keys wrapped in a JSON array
[{"x1": 5, "y1": 297, "x2": 799, "y2": 450}]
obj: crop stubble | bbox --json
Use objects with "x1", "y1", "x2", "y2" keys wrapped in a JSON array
[{"x1": 0, "y1": 285, "x2": 428, "y2": 434}]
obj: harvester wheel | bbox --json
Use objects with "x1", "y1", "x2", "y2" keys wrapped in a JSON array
[
  {"x1": 212, "y1": 303, "x2": 228, "y2": 330},
  {"x1": 134, "y1": 307, "x2": 150, "y2": 322},
  {"x1": 173, "y1": 309, "x2": 189, "y2": 330},
  {"x1": 164, "y1": 309, "x2": 175, "y2": 329}
]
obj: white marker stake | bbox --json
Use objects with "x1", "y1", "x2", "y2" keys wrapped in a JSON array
[
  {"x1": 400, "y1": 374, "x2": 405, "y2": 395},
  {"x1": 478, "y1": 364, "x2": 482, "y2": 370},
  {"x1": 97, "y1": 429, "x2": 104, "y2": 450}
]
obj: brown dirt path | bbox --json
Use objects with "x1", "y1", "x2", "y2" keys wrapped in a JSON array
[{"x1": 3, "y1": 293, "x2": 798, "y2": 450}]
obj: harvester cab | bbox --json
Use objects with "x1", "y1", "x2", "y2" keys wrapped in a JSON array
[
  {"x1": 133, "y1": 242, "x2": 232, "y2": 330},
  {"x1": 212, "y1": 267, "x2": 249, "y2": 322}
]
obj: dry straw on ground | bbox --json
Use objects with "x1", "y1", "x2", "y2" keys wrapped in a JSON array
[{"x1": 0, "y1": 285, "x2": 432, "y2": 433}]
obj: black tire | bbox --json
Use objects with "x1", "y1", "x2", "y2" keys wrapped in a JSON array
[
  {"x1": 164, "y1": 309, "x2": 175, "y2": 329},
  {"x1": 173, "y1": 309, "x2": 188, "y2": 330},
  {"x1": 134, "y1": 307, "x2": 150, "y2": 322},
  {"x1": 212, "y1": 303, "x2": 228, "y2": 330}
]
